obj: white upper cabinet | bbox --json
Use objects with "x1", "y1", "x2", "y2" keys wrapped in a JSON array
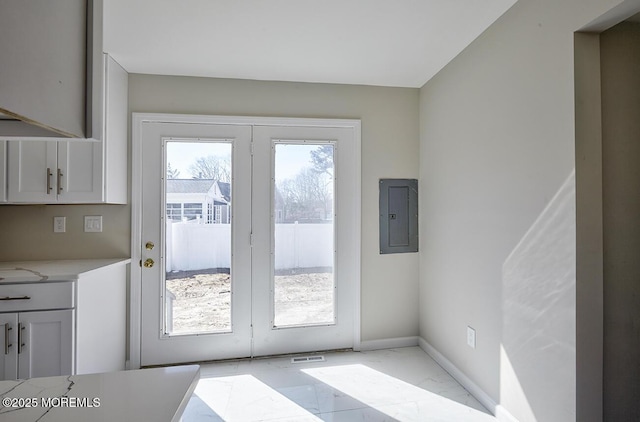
[
  {"x1": 7, "y1": 140, "x2": 102, "y2": 203},
  {"x1": 7, "y1": 141, "x2": 57, "y2": 203},
  {"x1": 0, "y1": 0, "x2": 87, "y2": 138},
  {"x1": 99, "y1": 55, "x2": 128, "y2": 204},
  {"x1": 3, "y1": 55, "x2": 128, "y2": 204},
  {"x1": 1, "y1": 0, "x2": 128, "y2": 204}
]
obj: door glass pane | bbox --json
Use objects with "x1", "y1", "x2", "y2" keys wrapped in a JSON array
[
  {"x1": 164, "y1": 141, "x2": 232, "y2": 335},
  {"x1": 273, "y1": 143, "x2": 335, "y2": 327}
]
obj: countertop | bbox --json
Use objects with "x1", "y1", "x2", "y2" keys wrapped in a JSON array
[
  {"x1": 0, "y1": 259, "x2": 131, "y2": 283},
  {"x1": 0, "y1": 365, "x2": 200, "y2": 422}
]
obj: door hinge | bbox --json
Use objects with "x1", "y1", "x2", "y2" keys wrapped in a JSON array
[
  {"x1": 250, "y1": 142, "x2": 254, "y2": 156},
  {"x1": 250, "y1": 232, "x2": 253, "y2": 247}
]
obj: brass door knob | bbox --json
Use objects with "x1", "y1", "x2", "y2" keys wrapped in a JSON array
[
  {"x1": 143, "y1": 258, "x2": 155, "y2": 268},
  {"x1": 145, "y1": 241, "x2": 155, "y2": 250}
]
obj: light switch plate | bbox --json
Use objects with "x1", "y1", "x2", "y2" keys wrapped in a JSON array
[
  {"x1": 53, "y1": 216, "x2": 66, "y2": 233},
  {"x1": 84, "y1": 216, "x2": 103, "y2": 233}
]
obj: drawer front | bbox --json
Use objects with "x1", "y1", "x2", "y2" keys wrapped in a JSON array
[{"x1": 0, "y1": 282, "x2": 74, "y2": 312}]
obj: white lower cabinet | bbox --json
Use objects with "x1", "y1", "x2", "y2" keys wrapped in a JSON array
[
  {"x1": 0, "y1": 262, "x2": 126, "y2": 381},
  {"x1": 0, "y1": 313, "x2": 18, "y2": 380},
  {"x1": 1, "y1": 310, "x2": 73, "y2": 380}
]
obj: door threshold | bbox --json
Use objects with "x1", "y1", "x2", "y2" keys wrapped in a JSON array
[{"x1": 142, "y1": 348, "x2": 353, "y2": 369}]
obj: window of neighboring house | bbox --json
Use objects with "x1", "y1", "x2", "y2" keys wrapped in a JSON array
[
  {"x1": 214, "y1": 205, "x2": 222, "y2": 224},
  {"x1": 184, "y1": 203, "x2": 203, "y2": 221},
  {"x1": 167, "y1": 203, "x2": 182, "y2": 221},
  {"x1": 207, "y1": 203, "x2": 213, "y2": 224}
]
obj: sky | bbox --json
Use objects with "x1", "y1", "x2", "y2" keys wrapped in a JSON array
[{"x1": 165, "y1": 140, "x2": 332, "y2": 181}]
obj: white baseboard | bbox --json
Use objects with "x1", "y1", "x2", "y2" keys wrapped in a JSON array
[
  {"x1": 359, "y1": 336, "x2": 419, "y2": 351},
  {"x1": 418, "y1": 337, "x2": 519, "y2": 422}
]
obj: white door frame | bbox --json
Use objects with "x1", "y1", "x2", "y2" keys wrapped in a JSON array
[{"x1": 129, "y1": 113, "x2": 361, "y2": 369}]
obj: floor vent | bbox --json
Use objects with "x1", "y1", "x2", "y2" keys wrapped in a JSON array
[{"x1": 291, "y1": 355, "x2": 325, "y2": 364}]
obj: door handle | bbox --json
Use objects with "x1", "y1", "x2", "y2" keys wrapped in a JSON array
[
  {"x1": 18, "y1": 323, "x2": 24, "y2": 354},
  {"x1": 0, "y1": 296, "x2": 31, "y2": 301},
  {"x1": 46, "y1": 168, "x2": 53, "y2": 194},
  {"x1": 143, "y1": 258, "x2": 155, "y2": 268},
  {"x1": 3, "y1": 323, "x2": 12, "y2": 355},
  {"x1": 57, "y1": 168, "x2": 63, "y2": 194}
]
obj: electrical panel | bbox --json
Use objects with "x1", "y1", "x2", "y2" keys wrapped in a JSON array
[{"x1": 379, "y1": 179, "x2": 418, "y2": 254}]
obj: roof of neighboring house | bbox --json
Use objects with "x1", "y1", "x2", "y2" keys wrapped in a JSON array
[
  {"x1": 166, "y1": 179, "x2": 216, "y2": 194},
  {"x1": 216, "y1": 181, "x2": 231, "y2": 202}
]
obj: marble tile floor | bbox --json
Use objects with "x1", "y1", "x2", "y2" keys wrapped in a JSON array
[{"x1": 181, "y1": 346, "x2": 497, "y2": 422}]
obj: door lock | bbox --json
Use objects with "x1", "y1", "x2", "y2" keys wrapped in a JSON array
[
  {"x1": 143, "y1": 258, "x2": 155, "y2": 268},
  {"x1": 145, "y1": 241, "x2": 155, "y2": 250}
]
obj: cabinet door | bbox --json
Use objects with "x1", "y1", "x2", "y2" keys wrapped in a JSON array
[
  {"x1": 57, "y1": 141, "x2": 103, "y2": 203},
  {"x1": 18, "y1": 309, "x2": 74, "y2": 379},
  {"x1": 0, "y1": 141, "x2": 6, "y2": 202},
  {"x1": 0, "y1": 314, "x2": 18, "y2": 381},
  {"x1": 7, "y1": 140, "x2": 57, "y2": 202}
]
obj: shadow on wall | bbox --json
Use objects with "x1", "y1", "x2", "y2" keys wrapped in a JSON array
[{"x1": 501, "y1": 170, "x2": 576, "y2": 422}]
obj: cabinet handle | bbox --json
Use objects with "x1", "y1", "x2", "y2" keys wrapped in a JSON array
[
  {"x1": 0, "y1": 296, "x2": 31, "y2": 301},
  {"x1": 3, "y1": 323, "x2": 12, "y2": 355},
  {"x1": 57, "y1": 168, "x2": 63, "y2": 194},
  {"x1": 46, "y1": 167, "x2": 53, "y2": 194},
  {"x1": 18, "y1": 323, "x2": 24, "y2": 354}
]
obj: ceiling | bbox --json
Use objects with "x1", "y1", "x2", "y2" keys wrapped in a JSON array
[{"x1": 104, "y1": 0, "x2": 517, "y2": 88}]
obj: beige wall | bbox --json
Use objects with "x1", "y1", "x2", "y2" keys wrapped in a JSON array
[
  {"x1": 600, "y1": 20, "x2": 640, "y2": 421},
  {"x1": 129, "y1": 75, "x2": 420, "y2": 342},
  {"x1": 0, "y1": 76, "x2": 421, "y2": 344},
  {"x1": 0, "y1": 204, "x2": 130, "y2": 260},
  {"x1": 418, "y1": 0, "x2": 631, "y2": 420}
]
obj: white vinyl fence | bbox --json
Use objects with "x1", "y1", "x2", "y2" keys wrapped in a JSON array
[{"x1": 166, "y1": 221, "x2": 333, "y2": 272}]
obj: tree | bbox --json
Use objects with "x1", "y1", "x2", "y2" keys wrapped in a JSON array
[
  {"x1": 166, "y1": 162, "x2": 180, "y2": 179},
  {"x1": 310, "y1": 145, "x2": 334, "y2": 177},
  {"x1": 189, "y1": 155, "x2": 231, "y2": 182},
  {"x1": 277, "y1": 167, "x2": 333, "y2": 221}
]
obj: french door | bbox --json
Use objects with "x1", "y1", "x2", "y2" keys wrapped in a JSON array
[{"x1": 135, "y1": 115, "x2": 360, "y2": 366}]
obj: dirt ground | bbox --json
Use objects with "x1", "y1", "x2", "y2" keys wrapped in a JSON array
[{"x1": 165, "y1": 270, "x2": 333, "y2": 334}]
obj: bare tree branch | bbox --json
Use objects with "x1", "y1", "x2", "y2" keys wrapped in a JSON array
[{"x1": 189, "y1": 155, "x2": 231, "y2": 182}]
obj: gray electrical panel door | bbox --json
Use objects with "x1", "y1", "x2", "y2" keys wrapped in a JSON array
[{"x1": 379, "y1": 179, "x2": 418, "y2": 254}]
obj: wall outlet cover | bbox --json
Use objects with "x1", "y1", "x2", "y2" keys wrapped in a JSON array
[
  {"x1": 53, "y1": 216, "x2": 66, "y2": 233},
  {"x1": 84, "y1": 216, "x2": 103, "y2": 233},
  {"x1": 467, "y1": 326, "x2": 476, "y2": 349}
]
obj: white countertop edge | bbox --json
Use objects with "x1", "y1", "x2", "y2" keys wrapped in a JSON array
[
  {"x1": 171, "y1": 366, "x2": 201, "y2": 422},
  {"x1": 0, "y1": 258, "x2": 131, "y2": 283},
  {"x1": 0, "y1": 365, "x2": 201, "y2": 422}
]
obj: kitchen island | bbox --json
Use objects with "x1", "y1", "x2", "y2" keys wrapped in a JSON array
[{"x1": 0, "y1": 365, "x2": 200, "y2": 421}]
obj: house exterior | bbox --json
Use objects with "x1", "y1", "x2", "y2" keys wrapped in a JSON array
[{"x1": 165, "y1": 179, "x2": 230, "y2": 224}]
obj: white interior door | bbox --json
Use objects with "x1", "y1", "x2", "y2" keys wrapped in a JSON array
[{"x1": 137, "y1": 116, "x2": 360, "y2": 366}]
